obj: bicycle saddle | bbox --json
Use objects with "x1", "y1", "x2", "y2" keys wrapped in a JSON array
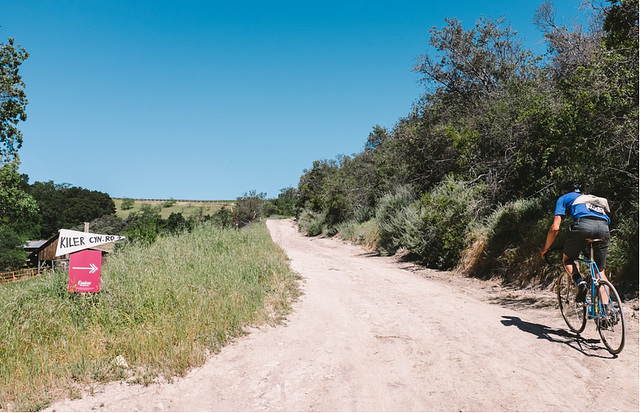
[{"x1": 585, "y1": 238, "x2": 604, "y2": 244}]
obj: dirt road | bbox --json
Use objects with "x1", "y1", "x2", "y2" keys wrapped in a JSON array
[{"x1": 47, "y1": 219, "x2": 639, "y2": 412}]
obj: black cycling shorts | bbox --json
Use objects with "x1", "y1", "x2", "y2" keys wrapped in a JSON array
[{"x1": 564, "y1": 218, "x2": 610, "y2": 269}]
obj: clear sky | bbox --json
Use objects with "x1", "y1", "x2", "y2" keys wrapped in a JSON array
[{"x1": 2, "y1": 1, "x2": 587, "y2": 200}]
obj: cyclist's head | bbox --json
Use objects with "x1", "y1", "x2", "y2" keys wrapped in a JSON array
[{"x1": 561, "y1": 181, "x2": 582, "y2": 193}]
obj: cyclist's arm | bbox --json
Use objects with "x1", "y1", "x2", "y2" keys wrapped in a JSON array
[{"x1": 540, "y1": 215, "x2": 562, "y2": 258}]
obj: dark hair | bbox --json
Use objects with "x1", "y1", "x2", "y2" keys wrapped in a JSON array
[{"x1": 561, "y1": 181, "x2": 582, "y2": 192}]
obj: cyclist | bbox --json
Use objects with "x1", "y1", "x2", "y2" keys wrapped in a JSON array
[{"x1": 540, "y1": 181, "x2": 611, "y2": 302}]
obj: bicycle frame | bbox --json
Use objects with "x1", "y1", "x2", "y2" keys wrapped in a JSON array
[
  {"x1": 575, "y1": 244, "x2": 617, "y2": 322},
  {"x1": 550, "y1": 240, "x2": 626, "y2": 354}
]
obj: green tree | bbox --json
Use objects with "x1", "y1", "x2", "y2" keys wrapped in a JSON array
[
  {"x1": 413, "y1": 16, "x2": 543, "y2": 202},
  {"x1": 0, "y1": 162, "x2": 39, "y2": 271},
  {"x1": 0, "y1": 226, "x2": 27, "y2": 270},
  {"x1": 0, "y1": 164, "x2": 38, "y2": 271},
  {"x1": 125, "y1": 210, "x2": 164, "y2": 244},
  {"x1": 297, "y1": 159, "x2": 339, "y2": 213},
  {"x1": 272, "y1": 187, "x2": 298, "y2": 217},
  {"x1": 28, "y1": 181, "x2": 116, "y2": 238},
  {"x1": 0, "y1": 161, "x2": 39, "y2": 237},
  {"x1": 0, "y1": 36, "x2": 29, "y2": 163},
  {"x1": 121, "y1": 197, "x2": 135, "y2": 210},
  {"x1": 0, "y1": 35, "x2": 33, "y2": 271},
  {"x1": 166, "y1": 212, "x2": 187, "y2": 234},
  {"x1": 415, "y1": 17, "x2": 539, "y2": 107}
]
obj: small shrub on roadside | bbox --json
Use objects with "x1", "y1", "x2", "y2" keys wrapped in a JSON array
[
  {"x1": 297, "y1": 209, "x2": 325, "y2": 236},
  {"x1": 235, "y1": 190, "x2": 267, "y2": 226},
  {"x1": 336, "y1": 219, "x2": 378, "y2": 251},
  {"x1": 375, "y1": 186, "x2": 418, "y2": 255},
  {"x1": 413, "y1": 177, "x2": 483, "y2": 269}
]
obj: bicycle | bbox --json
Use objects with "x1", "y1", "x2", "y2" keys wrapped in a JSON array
[{"x1": 546, "y1": 239, "x2": 626, "y2": 355}]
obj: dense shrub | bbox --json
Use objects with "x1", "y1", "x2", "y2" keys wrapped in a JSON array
[
  {"x1": 459, "y1": 197, "x2": 551, "y2": 285},
  {"x1": 458, "y1": 196, "x2": 638, "y2": 295},
  {"x1": 235, "y1": 190, "x2": 267, "y2": 227},
  {"x1": 607, "y1": 214, "x2": 639, "y2": 297},
  {"x1": 269, "y1": 187, "x2": 298, "y2": 217},
  {"x1": 336, "y1": 219, "x2": 379, "y2": 251},
  {"x1": 413, "y1": 177, "x2": 484, "y2": 269},
  {"x1": 375, "y1": 186, "x2": 419, "y2": 256},
  {"x1": 210, "y1": 206, "x2": 236, "y2": 228},
  {"x1": 125, "y1": 210, "x2": 164, "y2": 244},
  {"x1": 297, "y1": 209, "x2": 325, "y2": 237}
]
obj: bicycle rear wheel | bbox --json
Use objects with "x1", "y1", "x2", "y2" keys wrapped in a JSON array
[
  {"x1": 557, "y1": 272, "x2": 587, "y2": 333},
  {"x1": 596, "y1": 279, "x2": 625, "y2": 355}
]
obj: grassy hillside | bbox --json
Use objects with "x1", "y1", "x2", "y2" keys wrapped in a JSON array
[
  {"x1": 113, "y1": 198, "x2": 235, "y2": 219},
  {"x1": 0, "y1": 220, "x2": 299, "y2": 411}
]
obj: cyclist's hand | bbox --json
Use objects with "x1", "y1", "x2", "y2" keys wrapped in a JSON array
[{"x1": 539, "y1": 248, "x2": 547, "y2": 260}]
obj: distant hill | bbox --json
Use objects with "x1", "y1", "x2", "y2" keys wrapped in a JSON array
[{"x1": 112, "y1": 198, "x2": 235, "y2": 220}]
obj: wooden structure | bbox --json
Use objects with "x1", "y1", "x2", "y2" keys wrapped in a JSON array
[
  {"x1": 27, "y1": 231, "x2": 116, "y2": 273},
  {"x1": 27, "y1": 233, "x2": 68, "y2": 272}
]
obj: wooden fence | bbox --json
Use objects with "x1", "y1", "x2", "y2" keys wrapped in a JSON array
[{"x1": 0, "y1": 268, "x2": 45, "y2": 284}]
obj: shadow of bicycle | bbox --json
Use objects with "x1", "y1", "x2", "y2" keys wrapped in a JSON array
[{"x1": 501, "y1": 315, "x2": 615, "y2": 358}]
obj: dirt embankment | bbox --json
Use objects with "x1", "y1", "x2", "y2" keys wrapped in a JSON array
[{"x1": 46, "y1": 218, "x2": 639, "y2": 412}]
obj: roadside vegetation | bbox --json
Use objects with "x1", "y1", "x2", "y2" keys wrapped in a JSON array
[
  {"x1": 294, "y1": 1, "x2": 638, "y2": 297},
  {"x1": 0, "y1": 221, "x2": 300, "y2": 411}
]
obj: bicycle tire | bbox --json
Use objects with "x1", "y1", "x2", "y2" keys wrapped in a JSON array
[
  {"x1": 596, "y1": 279, "x2": 626, "y2": 355},
  {"x1": 557, "y1": 272, "x2": 587, "y2": 333}
]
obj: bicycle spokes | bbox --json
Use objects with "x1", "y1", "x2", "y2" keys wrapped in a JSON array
[
  {"x1": 557, "y1": 272, "x2": 587, "y2": 334},
  {"x1": 596, "y1": 280, "x2": 625, "y2": 355}
]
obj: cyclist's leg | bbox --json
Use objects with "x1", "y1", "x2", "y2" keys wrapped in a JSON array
[
  {"x1": 564, "y1": 222, "x2": 589, "y2": 282},
  {"x1": 562, "y1": 253, "x2": 580, "y2": 279},
  {"x1": 563, "y1": 243, "x2": 585, "y2": 287},
  {"x1": 593, "y1": 222, "x2": 611, "y2": 306},
  {"x1": 564, "y1": 222, "x2": 591, "y2": 302},
  {"x1": 562, "y1": 251, "x2": 589, "y2": 302}
]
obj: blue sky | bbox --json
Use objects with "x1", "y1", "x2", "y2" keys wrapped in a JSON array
[{"x1": 3, "y1": 1, "x2": 587, "y2": 200}]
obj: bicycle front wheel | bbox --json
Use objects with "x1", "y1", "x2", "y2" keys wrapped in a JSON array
[
  {"x1": 596, "y1": 279, "x2": 626, "y2": 355},
  {"x1": 557, "y1": 272, "x2": 587, "y2": 333}
]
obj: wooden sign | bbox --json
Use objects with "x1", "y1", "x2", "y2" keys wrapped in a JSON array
[{"x1": 56, "y1": 229, "x2": 126, "y2": 257}]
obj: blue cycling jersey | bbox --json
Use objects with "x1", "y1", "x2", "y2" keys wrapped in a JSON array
[{"x1": 554, "y1": 191, "x2": 611, "y2": 224}]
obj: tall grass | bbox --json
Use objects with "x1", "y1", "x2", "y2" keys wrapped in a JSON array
[
  {"x1": 335, "y1": 219, "x2": 379, "y2": 251},
  {"x1": 458, "y1": 197, "x2": 552, "y2": 285},
  {"x1": 0, "y1": 221, "x2": 299, "y2": 411}
]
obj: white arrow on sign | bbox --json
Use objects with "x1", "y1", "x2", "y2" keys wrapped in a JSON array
[{"x1": 72, "y1": 263, "x2": 99, "y2": 274}]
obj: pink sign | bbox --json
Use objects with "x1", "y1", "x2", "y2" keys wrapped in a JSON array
[{"x1": 68, "y1": 249, "x2": 102, "y2": 292}]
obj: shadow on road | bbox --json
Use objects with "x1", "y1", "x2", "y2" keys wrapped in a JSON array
[{"x1": 501, "y1": 316, "x2": 615, "y2": 358}]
